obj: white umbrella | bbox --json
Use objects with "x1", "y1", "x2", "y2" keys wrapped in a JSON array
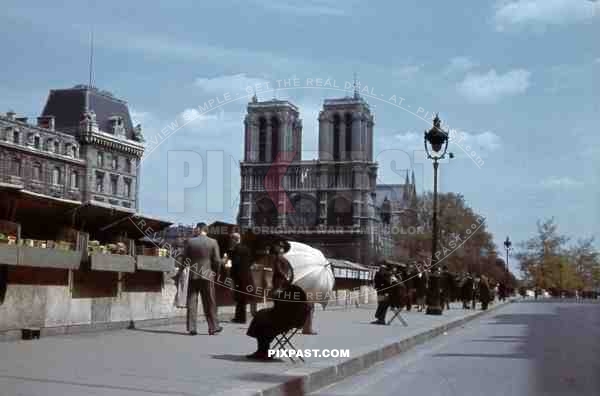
[{"x1": 284, "y1": 241, "x2": 335, "y2": 308}]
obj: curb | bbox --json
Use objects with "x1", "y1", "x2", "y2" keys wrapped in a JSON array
[{"x1": 222, "y1": 299, "x2": 514, "y2": 396}]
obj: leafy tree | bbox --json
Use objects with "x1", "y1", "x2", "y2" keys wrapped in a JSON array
[{"x1": 516, "y1": 218, "x2": 569, "y2": 290}]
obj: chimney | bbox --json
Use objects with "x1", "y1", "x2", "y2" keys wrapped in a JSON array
[
  {"x1": 37, "y1": 115, "x2": 55, "y2": 131},
  {"x1": 16, "y1": 117, "x2": 28, "y2": 124},
  {"x1": 5, "y1": 111, "x2": 16, "y2": 120}
]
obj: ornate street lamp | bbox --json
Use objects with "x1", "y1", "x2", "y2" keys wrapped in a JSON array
[
  {"x1": 424, "y1": 114, "x2": 452, "y2": 315},
  {"x1": 503, "y1": 236, "x2": 512, "y2": 279}
]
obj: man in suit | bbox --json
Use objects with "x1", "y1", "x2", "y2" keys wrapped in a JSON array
[
  {"x1": 230, "y1": 232, "x2": 256, "y2": 324},
  {"x1": 184, "y1": 222, "x2": 223, "y2": 335}
]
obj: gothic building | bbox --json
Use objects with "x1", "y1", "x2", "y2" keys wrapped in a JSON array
[
  {"x1": 237, "y1": 89, "x2": 415, "y2": 265},
  {"x1": 0, "y1": 85, "x2": 144, "y2": 210}
]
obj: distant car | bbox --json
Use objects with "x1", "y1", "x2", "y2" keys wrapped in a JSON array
[{"x1": 526, "y1": 290, "x2": 535, "y2": 297}]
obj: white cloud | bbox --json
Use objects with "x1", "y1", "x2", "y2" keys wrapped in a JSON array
[
  {"x1": 457, "y1": 69, "x2": 531, "y2": 103},
  {"x1": 194, "y1": 74, "x2": 271, "y2": 96},
  {"x1": 494, "y1": 0, "x2": 600, "y2": 31},
  {"x1": 444, "y1": 57, "x2": 479, "y2": 75},
  {"x1": 540, "y1": 176, "x2": 584, "y2": 188},
  {"x1": 393, "y1": 129, "x2": 502, "y2": 159},
  {"x1": 177, "y1": 108, "x2": 219, "y2": 125}
]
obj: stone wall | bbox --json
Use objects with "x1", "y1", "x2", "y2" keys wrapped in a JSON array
[
  {"x1": 0, "y1": 267, "x2": 184, "y2": 335},
  {"x1": 0, "y1": 266, "x2": 240, "y2": 340}
]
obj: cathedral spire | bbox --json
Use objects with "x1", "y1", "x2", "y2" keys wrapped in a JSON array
[
  {"x1": 411, "y1": 169, "x2": 415, "y2": 186},
  {"x1": 405, "y1": 170, "x2": 410, "y2": 185}
]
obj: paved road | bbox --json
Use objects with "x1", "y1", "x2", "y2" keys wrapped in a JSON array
[{"x1": 312, "y1": 300, "x2": 600, "y2": 396}]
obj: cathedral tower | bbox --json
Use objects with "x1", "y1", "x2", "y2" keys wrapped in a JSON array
[{"x1": 244, "y1": 97, "x2": 302, "y2": 163}]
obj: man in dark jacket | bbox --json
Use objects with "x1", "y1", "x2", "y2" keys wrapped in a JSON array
[
  {"x1": 372, "y1": 265, "x2": 391, "y2": 324},
  {"x1": 403, "y1": 266, "x2": 416, "y2": 311},
  {"x1": 230, "y1": 233, "x2": 256, "y2": 324},
  {"x1": 479, "y1": 275, "x2": 491, "y2": 310},
  {"x1": 415, "y1": 269, "x2": 428, "y2": 312},
  {"x1": 441, "y1": 266, "x2": 455, "y2": 310},
  {"x1": 461, "y1": 273, "x2": 474, "y2": 309},
  {"x1": 246, "y1": 243, "x2": 308, "y2": 360}
]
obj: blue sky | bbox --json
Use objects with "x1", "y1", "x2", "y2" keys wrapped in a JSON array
[{"x1": 1, "y1": 0, "x2": 598, "y2": 271}]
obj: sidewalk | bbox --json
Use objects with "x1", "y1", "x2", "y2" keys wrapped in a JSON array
[{"x1": 0, "y1": 300, "x2": 512, "y2": 396}]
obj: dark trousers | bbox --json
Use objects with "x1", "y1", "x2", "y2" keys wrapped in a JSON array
[
  {"x1": 256, "y1": 336, "x2": 273, "y2": 354},
  {"x1": 234, "y1": 299, "x2": 257, "y2": 323},
  {"x1": 302, "y1": 303, "x2": 315, "y2": 333},
  {"x1": 375, "y1": 296, "x2": 389, "y2": 321},
  {"x1": 187, "y1": 278, "x2": 218, "y2": 333},
  {"x1": 441, "y1": 290, "x2": 451, "y2": 309}
]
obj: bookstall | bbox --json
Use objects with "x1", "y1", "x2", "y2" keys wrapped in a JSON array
[
  {"x1": 135, "y1": 237, "x2": 175, "y2": 272},
  {"x1": 0, "y1": 190, "x2": 85, "y2": 270}
]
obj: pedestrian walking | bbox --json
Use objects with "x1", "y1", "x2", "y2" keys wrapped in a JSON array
[
  {"x1": 415, "y1": 270, "x2": 428, "y2": 312},
  {"x1": 461, "y1": 273, "x2": 474, "y2": 309},
  {"x1": 184, "y1": 222, "x2": 223, "y2": 336},
  {"x1": 441, "y1": 266, "x2": 455, "y2": 310},
  {"x1": 479, "y1": 275, "x2": 491, "y2": 310},
  {"x1": 372, "y1": 265, "x2": 391, "y2": 324}
]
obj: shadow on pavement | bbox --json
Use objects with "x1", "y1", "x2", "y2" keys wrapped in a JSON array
[
  {"x1": 129, "y1": 328, "x2": 203, "y2": 336},
  {"x1": 0, "y1": 374, "x2": 195, "y2": 396},
  {"x1": 212, "y1": 354, "x2": 283, "y2": 363}
]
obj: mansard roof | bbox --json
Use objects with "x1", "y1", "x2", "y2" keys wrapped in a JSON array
[{"x1": 41, "y1": 85, "x2": 134, "y2": 138}]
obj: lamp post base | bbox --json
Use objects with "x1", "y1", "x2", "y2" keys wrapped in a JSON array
[{"x1": 426, "y1": 306, "x2": 443, "y2": 315}]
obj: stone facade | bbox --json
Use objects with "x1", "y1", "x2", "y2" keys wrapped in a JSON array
[
  {"x1": 238, "y1": 93, "x2": 388, "y2": 265},
  {"x1": 0, "y1": 85, "x2": 144, "y2": 209},
  {"x1": 0, "y1": 113, "x2": 86, "y2": 201}
]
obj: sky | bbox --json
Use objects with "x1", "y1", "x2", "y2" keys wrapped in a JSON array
[{"x1": 1, "y1": 0, "x2": 598, "y2": 273}]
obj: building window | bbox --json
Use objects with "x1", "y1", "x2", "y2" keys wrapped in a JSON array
[
  {"x1": 11, "y1": 158, "x2": 21, "y2": 176},
  {"x1": 126, "y1": 158, "x2": 133, "y2": 173},
  {"x1": 71, "y1": 146, "x2": 77, "y2": 158},
  {"x1": 111, "y1": 175, "x2": 118, "y2": 195},
  {"x1": 95, "y1": 172, "x2": 104, "y2": 192},
  {"x1": 13, "y1": 131, "x2": 19, "y2": 144},
  {"x1": 52, "y1": 167, "x2": 62, "y2": 185},
  {"x1": 332, "y1": 114, "x2": 340, "y2": 161},
  {"x1": 124, "y1": 178, "x2": 131, "y2": 198},
  {"x1": 258, "y1": 118, "x2": 267, "y2": 162},
  {"x1": 71, "y1": 171, "x2": 79, "y2": 189},
  {"x1": 53, "y1": 141, "x2": 59, "y2": 153},
  {"x1": 270, "y1": 116, "x2": 279, "y2": 162},
  {"x1": 112, "y1": 156, "x2": 118, "y2": 170},
  {"x1": 32, "y1": 163, "x2": 42, "y2": 180},
  {"x1": 344, "y1": 113, "x2": 352, "y2": 158},
  {"x1": 97, "y1": 152, "x2": 104, "y2": 167},
  {"x1": 34, "y1": 135, "x2": 40, "y2": 149}
]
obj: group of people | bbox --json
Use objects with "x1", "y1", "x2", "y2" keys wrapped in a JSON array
[
  {"x1": 372, "y1": 264, "x2": 510, "y2": 324},
  {"x1": 180, "y1": 222, "x2": 317, "y2": 360}
]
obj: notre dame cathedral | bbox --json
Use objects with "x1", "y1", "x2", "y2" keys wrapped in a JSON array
[{"x1": 237, "y1": 88, "x2": 416, "y2": 266}]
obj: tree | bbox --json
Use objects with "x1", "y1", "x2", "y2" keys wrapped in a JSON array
[
  {"x1": 516, "y1": 218, "x2": 569, "y2": 290},
  {"x1": 395, "y1": 191, "x2": 505, "y2": 281},
  {"x1": 568, "y1": 237, "x2": 599, "y2": 291}
]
